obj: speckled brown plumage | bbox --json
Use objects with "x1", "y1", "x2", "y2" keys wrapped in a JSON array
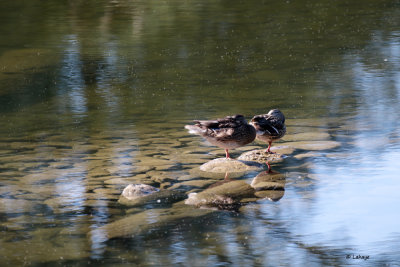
[
  {"x1": 250, "y1": 109, "x2": 286, "y2": 153},
  {"x1": 185, "y1": 114, "x2": 256, "y2": 158}
]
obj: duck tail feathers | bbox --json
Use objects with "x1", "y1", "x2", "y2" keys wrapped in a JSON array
[{"x1": 185, "y1": 125, "x2": 206, "y2": 135}]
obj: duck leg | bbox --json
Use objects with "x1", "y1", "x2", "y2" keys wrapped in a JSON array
[
  {"x1": 266, "y1": 141, "x2": 273, "y2": 153},
  {"x1": 266, "y1": 161, "x2": 272, "y2": 173},
  {"x1": 224, "y1": 172, "x2": 230, "y2": 180},
  {"x1": 225, "y1": 149, "x2": 231, "y2": 159},
  {"x1": 267, "y1": 141, "x2": 277, "y2": 154}
]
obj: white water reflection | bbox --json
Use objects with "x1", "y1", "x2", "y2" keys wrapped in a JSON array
[
  {"x1": 2, "y1": 1, "x2": 400, "y2": 266},
  {"x1": 58, "y1": 35, "x2": 88, "y2": 116},
  {"x1": 287, "y1": 32, "x2": 400, "y2": 261}
]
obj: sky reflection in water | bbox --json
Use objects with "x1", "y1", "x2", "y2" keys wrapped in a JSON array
[
  {"x1": 1, "y1": 0, "x2": 400, "y2": 266},
  {"x1": 289, "y1": 31, "x2": 400, "y2": 258}
]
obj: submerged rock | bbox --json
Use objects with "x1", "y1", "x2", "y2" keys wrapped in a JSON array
[
  {"x1": 88, "y1": 202, "x2": 215, "y2": 241},
  {"x1": 283, "y1": 132, "x2": 330, "y2": 142},
  {"x1": 189, "y1": 167, "x2": 248, "y2": 180},
  {"x1": 0, "y1": 198, "x2": 36, "y2": 213},
  {"x1": 146, "y1": 170, "x2": 176, "y2": 184},
  {"x1": 254, "y1": 190, "x2": 285, "y2": 201},
  {"x1": 286, "y1": 141, "x2": 340, "y2": 151},
  {"x1": 238, "y1": 149, "x2": 287, "y2": 163},
  {"x1": 118, "y1": 188, "x2": 186, "y2": 207},
  {"x1": 269, "y1": 145, "x2": 296, "y2": 155},
  {"x1": 251, "y1": 171, "x2": 286, "y2": 190},
  {"x1": 103, "y1": 175, "x2": 150, "y2": 186},
  {"x1": 199, "y1": 158, "x2": 263, "y2": 173},
  {"x1": 250, "y1": 171, "x2": 286, "y2": 202},
  {"x1": 184, "y1": 180, "x2": 255, "y2": 209},
  {"x1": 168, "y1": 179, "x2": 217, "y2": 191},
  {"x1": 294, "y1": 152, "x2": 321, "y2": 159}
]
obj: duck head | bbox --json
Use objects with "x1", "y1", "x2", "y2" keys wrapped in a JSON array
[{"x1": 267, "y1": 109, "x2": 285, "y2": 123}]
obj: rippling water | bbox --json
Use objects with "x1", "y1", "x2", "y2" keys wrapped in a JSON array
[{"x1": 1, "y1": 0, "x2": 400, "y2": 266}]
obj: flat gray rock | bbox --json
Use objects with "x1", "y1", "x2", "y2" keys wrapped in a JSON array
[
  {"x1": 238, "y1": 149, "x2": 287, "y2": 163},
  {"x1": 199, "y1": 158, "x2": 263, "y2": 173},
  {"x1": 121, "y1": 184, "x2": 159, "y2": 200}
]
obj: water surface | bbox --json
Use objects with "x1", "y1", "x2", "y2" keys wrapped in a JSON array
[{"x1": 1, "y1": 0, "x2": 400, "y2": 266}]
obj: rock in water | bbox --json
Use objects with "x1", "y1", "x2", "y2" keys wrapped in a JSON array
[
  {"x1": 250, "y1": 171, "x2": 286, "y2": 189},
  {"x1": 283, "y1": 132, "x2": 330, "y2": 142},
  {"x1": 238, "y1": 149, "x2": 287, "y2": 163},
  {"x1": 119, "y1": 189, "x2": 186, "y2": 207},
  {"x1": 199, "y1": 158, "x2": 262, "y2": 173},
  {"x1": 250, "y1": 171, "x2": 286, "y2": 201},
  {"x1": 185, "y1": 180, "x2": 255, "y2": 209},
  {"x1": 285, "y1": 141, "x2": 340, "y2": 151},
  {"x1": 121, "y1": 184, "x2": 159, "y2": 200},
  {"x1": 88, "y1": 202, "x2": 215, "y2": 242}
]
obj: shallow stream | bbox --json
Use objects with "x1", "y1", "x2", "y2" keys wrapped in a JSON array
[{"x1": 1, "y1": 1, "x2": 400, "y2": 266}]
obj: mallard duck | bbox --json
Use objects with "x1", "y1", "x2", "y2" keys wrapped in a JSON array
[
  {"x1": 250, "y1": 109, "x2": 286, "y2": 153},
  {"x1": 185, "y1": 114, "x2": 256, "y2": 158}
]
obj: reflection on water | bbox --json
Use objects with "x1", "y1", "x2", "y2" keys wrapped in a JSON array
[
  {"x1": 59, "y1": 35, "x2": 88, "y2": 116},
  {"x1": 1, "y1": 0, "x2": 400, "y2": 266},
  {"x1": 251, "y1": 170, "x2": 286, "y2": 202}
]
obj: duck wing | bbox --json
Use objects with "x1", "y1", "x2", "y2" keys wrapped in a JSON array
[
  {"x1": 196, "y1": 115, "x2": 242, "y2": 129},
  {"x1": 252, "y1": 115, "x2": 283, "y2": 136},
  {"x1": 195, "y1": 115, "x2": 244, "y2": 138}
]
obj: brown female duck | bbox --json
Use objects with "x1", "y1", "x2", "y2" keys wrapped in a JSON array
[
  {"x1": 185, "y1": 114, "x2": 256, "y2": 158},
  {"x1": 250, "y1": 109, "x2": 286, "y2": 153}
]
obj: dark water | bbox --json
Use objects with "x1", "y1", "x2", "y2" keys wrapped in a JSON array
[{"x1": 1, "y1": 0, "x2": 400, "y2": 266}]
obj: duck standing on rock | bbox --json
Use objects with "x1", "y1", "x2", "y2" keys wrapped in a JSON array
[
  {"x1": 185, "y1": 114, "x2": 256, "y2": 159},
  {"x1": 250, "y1": 109, "x2": 286, "y2": 153}
]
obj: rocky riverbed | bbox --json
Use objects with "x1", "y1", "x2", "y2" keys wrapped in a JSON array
[{"x1": 0, "y1": 119, "x2": 345, "y2": 249}]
